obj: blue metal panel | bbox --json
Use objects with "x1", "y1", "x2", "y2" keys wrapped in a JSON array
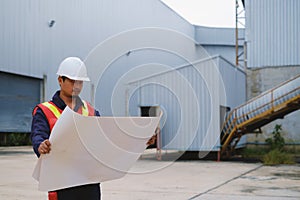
[
  {"x1": 0, "y1": 72, "x2": 41, "y2": 132},
  {"x1": 218, "y1": 57, "x2": 246, "y2": 108},
  {"x1": 195, "y1": 26, "x2": 244, "y2": 69},
  {"x1": 246, "y1": 0, "x2": 300, "y2": 67},
  {"x1": 195, "y1": 26, "x2": 244, "y2": 46},
  {"x1": 202, "y1": 45, "x2": 242, "y2": 65}
]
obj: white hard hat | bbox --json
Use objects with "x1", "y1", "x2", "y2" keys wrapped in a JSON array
[{"x1": 56, "y1": 57, "x2": 90, "y2": 81}]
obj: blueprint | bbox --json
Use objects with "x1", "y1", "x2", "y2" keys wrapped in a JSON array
[{"x1": 33, "y1": 106, "x2": 161, "y2": 191}]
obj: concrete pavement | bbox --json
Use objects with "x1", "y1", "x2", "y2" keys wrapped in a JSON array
[{"x1": 0, "y1": 146, "x2": 299, "y2": 200}]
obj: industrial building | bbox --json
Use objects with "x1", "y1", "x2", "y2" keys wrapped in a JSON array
[{"x1": 0, "y1": 0, "x2": 299, "y2": 154}]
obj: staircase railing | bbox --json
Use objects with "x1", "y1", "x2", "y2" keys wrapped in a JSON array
[{"x1": 220, "y1": 74, "x2": 300, "y2": 155}]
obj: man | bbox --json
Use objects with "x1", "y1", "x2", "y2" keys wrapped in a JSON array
[{"x1": 31, "y1": 57, "x2": 101, "y2": 200}]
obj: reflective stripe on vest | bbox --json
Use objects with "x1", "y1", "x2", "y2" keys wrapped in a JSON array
[
  {"x1": 81, "y1": 100, "x2": 89, "y2": 116},
  {"x1": 42, "y1": 101, "x2": 89, "y2": 117},
  {"x1": 37, "y1": 100, "x2": 93, "y2": 132},
  {"x1": 41, "y1": 102, "x2": 61, "y2": 118}
]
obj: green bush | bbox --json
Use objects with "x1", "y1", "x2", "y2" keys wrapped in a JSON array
[
  {"x1": 0, "y1": 133, "x2": 31, "y2": 146},
  {"x1": 265, "y1": 124, "x2": 285, "y2": 151},
  {"x1": 262, "y1": 149, "x2": 295, "y2": 165}
]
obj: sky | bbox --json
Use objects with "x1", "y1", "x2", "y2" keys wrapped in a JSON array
[{"x1": 162, "y1": 0, "x2": 239, "y2": 28}]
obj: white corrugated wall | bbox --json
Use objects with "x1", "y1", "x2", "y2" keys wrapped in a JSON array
[
  {"x1": 245, "y1": 0, "x2": 300, "y2": 68},
  {"x1": 127, "y1": 56, "x2": 246, "y2": 151},
  {"x1": 0, "y1": 0, "x2": 194, "y2": 101}
]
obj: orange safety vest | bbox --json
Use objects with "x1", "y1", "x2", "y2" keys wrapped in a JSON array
[{"x1": 34, "y1": 100, "x2": 95, "y2": 132}]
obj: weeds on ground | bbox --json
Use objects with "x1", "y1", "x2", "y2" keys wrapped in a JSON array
[
  {"x1": 262, "y1": 149, "x2": 295, "y2": 165},
  {"x1": 241, "y1": 125, "x2": 297, "y2": 165},
  {"x1": 262, "y1": 124, "x2": 295, "y2": 165},
  {"x1": 241, "y1": 147, "x2": 268, "y2": 160}
]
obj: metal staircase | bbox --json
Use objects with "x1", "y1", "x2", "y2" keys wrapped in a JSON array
[{"x1": 220, "y1": 74, "x2": 300, "y2": 156}]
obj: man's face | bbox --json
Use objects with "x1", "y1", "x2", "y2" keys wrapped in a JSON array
[{"x1": 58, "y1": 76, "x2": 83, "y2": 97}]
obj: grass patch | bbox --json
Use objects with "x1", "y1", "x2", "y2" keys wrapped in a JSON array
[
  {"x1": 262, "y1": 149, "x2": 295, "y2": 165},
  {"x1": 241, "y1": 147, "x2": 268, "y2": 160},
  {"x1": 240, "y1": 147, "x2": 298, "y2": 164}
]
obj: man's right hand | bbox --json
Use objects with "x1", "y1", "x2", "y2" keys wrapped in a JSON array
[{"x1": 38, "y1": 139, "x2": 51, "y2": 155}]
